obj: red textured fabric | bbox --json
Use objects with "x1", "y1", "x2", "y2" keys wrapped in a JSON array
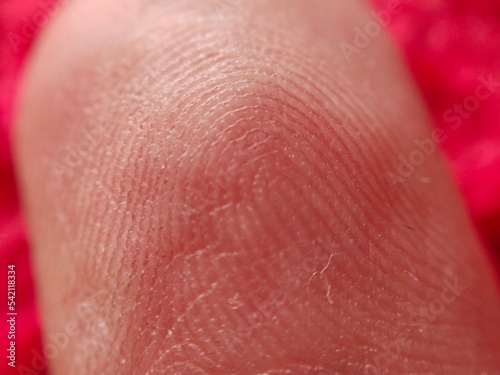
[{"x1": 0, "y1": 1, "x2": 499, "y2": 374}]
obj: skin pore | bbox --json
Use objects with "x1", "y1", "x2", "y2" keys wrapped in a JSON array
[{"x1": 14, "y1": 0, "x2": 500, "y2": 374}]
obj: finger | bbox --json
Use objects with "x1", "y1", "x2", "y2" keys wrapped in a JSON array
[{"x1": 15, "y1": 0, "x2": 500, "y2": 374}]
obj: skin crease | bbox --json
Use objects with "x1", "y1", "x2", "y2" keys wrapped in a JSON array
[{"x1": 13, "y1": 0, "x2": 500, "y2": 374}]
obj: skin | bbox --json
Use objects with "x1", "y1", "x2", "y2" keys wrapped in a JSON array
[{"x1": 14, "y1": 0, "x2": 500, "y2": 374}]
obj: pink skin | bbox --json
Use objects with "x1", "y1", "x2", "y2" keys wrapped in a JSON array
[{"x1": 15, "y1": 0, "x2": 500, "y2": 374}]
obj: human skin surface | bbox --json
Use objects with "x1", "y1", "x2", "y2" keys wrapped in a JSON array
[{"x1": 14, "y1": 0, "x2": 500, "y2": 374}]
